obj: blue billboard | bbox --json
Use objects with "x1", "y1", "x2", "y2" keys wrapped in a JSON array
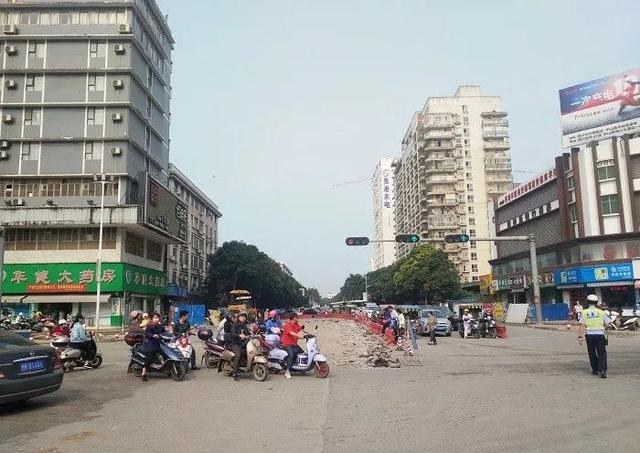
[{"x1": 553, "y1": 262, "x2": 633, "y2": 285}]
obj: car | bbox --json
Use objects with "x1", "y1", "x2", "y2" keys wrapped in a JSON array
[
  {"x1": 416, "y1": 308, "x2": 452, "y2": 336},
  {"x1": 0, "y1": 329, "x2": 63, "y2": 404}
]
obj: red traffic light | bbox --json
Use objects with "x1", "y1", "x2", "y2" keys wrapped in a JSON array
[{"x1": 345, "y1": 237, "x2": 370, "y2": 246}]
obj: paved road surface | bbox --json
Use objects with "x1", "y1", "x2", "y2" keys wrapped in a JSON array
[{"x1": 1, "y1": 323, "x2": 639, "y2": 453}]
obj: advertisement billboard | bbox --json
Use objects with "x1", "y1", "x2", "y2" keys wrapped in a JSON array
[
  {"x1": 559, "y1": 68, "x2": 640, "y2": 146},
  {"x1": 145, "y1": 175, "x2": 188, "y2": 242}
]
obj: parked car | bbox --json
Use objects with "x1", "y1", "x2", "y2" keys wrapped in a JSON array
[
  {"x1": 0, "y1": 329, "x2": 63, "y2": 404},
  {"x1": 364, "y1": 303, "x2": 379, "y2": 319},
  {"x1": 416, "y1": 308, "x2": 452, "y2": 336}
]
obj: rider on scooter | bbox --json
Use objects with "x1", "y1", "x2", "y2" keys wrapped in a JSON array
[
  {"x1": 229, "y1": 311, "x2": 251, "y2": 381},
  {"x1": 281, "y1": 313, "x2": 310, "y2": 380},
  {"x1": 69, "y1": 314, "x2": 96, "y2": 368},
  {"x1": 172, "y1": 310, "x2": 199, "y2": 370}
]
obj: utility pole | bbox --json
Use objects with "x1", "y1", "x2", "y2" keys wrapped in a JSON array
[
  {"x1": 93, "y1": 173, "x2": 115, "y2": 338},
  {"x1": 0, "y1": 227, "x2": 5, "y2": 306}
]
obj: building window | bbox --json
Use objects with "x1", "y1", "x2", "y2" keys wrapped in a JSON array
[
  {"x1": 27, "y1": 41, "x2": 44, "y2": 58},
  {"x1": 567, "y1": 175, "x2": 574, "y2": 189},
  {"x1": 84, "y1": 142, "x2": 102, "y2": 160},
  {"x1": 125, "y1": 232, "x2": 145, "y2": 257},
  {"x1": 462, "y1": 105, "x2": 468, "y2": 114},
  {"x1": 24, "y1": 108, "x2": 41, "y2": 126},
  {"x1": 146, "y1": 97, "x2": 152, "y2": 118},
  {"x1": 21, "y1": 143, "x2": 40, "y2": 161},
  {"x1": 597, "y1": 164, "x2": 616, "y2": 181},
  {"x1": 570, "y1": 204, "x2": 577, "y2": 223},
  {"x1": 145, "y1": 127, "x2": 151, "y2": 149},
  {"x1": 88, "y1": 74, "x2": 105, "y2": 91},
  {"x1": 600, "y1": 195, "x2": 620, "y2": 215},
  {"x1": 25, "y1": 75, "x2": 44, "y2": 92},
  {"x1": 87, "y1": 107, "x2": 104, "y2": 125},
  {"x1": 469, "y1": 229, "x2": 476, "y2": 237},
  {"x1": 472, "y1": 264, "x2": 478, "y2": 273},
  {"x1": 471, "y1": 252, "x2": 477, "y2": 260},
  {"x1": 468, "y1": 206, "x2": 474, "y2": 214},
  {"x1": 89, "y1": 41, "x2": 107, "y2": 59},
  {"x1": 147, "y1": 240, "x2": 162, "y2": 262},
  {"x1": 469, "y1": 217, "x2": 475, "y2": 225},
  {"x1": 147, "y1": 66, "x2": 153, "y2": 88}
]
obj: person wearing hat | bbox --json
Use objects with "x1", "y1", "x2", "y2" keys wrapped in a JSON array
[
  {"x1": 462, "y1": 309, "x2": 473, "y2": 339},
  {"x1": 228, "y1": 311, "x2": 251, "y2": 381},
  {"x1": 578, "y1": 294, "x2": 610, "y2": 378}
]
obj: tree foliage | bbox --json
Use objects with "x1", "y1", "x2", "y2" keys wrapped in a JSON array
[
  {"x1": 333, "y1": 273, "x2": 366, "y2": 301},
  {"x1": 206, "y1": 241, "x2": 306, "y2": 309}
]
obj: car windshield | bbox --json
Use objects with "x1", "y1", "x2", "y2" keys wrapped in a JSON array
[{"x1": 0, "y1": 331, "x2": 32, "y2": 350}]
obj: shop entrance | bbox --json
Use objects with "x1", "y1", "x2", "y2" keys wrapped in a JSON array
[{"x1": 600, "y1": 286, "x2": 634, "y2": 310}]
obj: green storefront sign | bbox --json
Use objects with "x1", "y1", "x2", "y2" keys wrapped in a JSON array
[{"x1": 1, "y1": 262, "x2": 168, "y2": 295}]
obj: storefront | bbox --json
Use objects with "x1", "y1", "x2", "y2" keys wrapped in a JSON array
[
  {"x1": 491, "y1": 272, "x2": 560, "y2": 305},
  {"x1": 1, "y1": 262, "x2": 168, "y2": 327},
  {"x1": 553, "y1": 261, "x2": 635, "y2": 309}
]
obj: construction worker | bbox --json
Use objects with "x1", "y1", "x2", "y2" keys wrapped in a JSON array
[{"x1": 578, "y1": 294, "x2": 610, "y2": 379}]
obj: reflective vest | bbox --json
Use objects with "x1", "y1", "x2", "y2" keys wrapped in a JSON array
[{"x1": 583, "y1": 307, "x2": 605, "y2": 334}]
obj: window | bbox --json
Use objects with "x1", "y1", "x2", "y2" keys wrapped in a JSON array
[
  {"x1": 462, "y1": 105, "x2": 468, "y2": 114},
  {"x1": 597, "y1": 164, "x2": 616, "y2": 181},
  {"x1": 24, "y1": 108, "x2": 41, "y2": 126},
  {"x1": 89, "y1": 41, "x2": 106, "y2": 58},
  {"x1": 147, "y1": 66, "x2": 153, "y2": 88},
  {"x1": 21, "y1": 143, "x2": 40, "y2": 161},
  {"x1": 471, "y1": 252, "x2": 477, "y2": 260},
  {"x1": 146, "y1": 97, "x2": 152, "y2": 118},
  {"x1": 467, "y1": 195, "x2": 474, "y2": 202},
  {"x1": 27, "y1": 41, "x2": 44, "y2": 58},
  {"x1": 84, "y1": 142, "x2": 102, "y2": 160},
  {"x1": 145, "y1": 127, "x2": 151, "y2": 149},
  {"x1": 463, "y1": 117, "x2": 469, "y2": 126},
  {"x1": 567, "y1": 175, "x2": 574, "y2": 190},
  {"x1": 600, "y1": 195, "x2": 620, "y2": 215},
  {"x1": 469, "y1": 229, "x2": 476, "y2": 237},
  {"x1": 88, "y1": 74, "x2": 105, "y2": 91},
  {"x1": 147, "y1": 240, "x2": 162, "y2": 262},
  {"x1": 60, "y1": 12, "x2": 71, "y2": 24},
  {"x1": 468, "y1": 206, "x2": 474, "y2": 214},
  {"x1": 125, "y1": 232, "x2": 145, "y2": 257},
  {"x1": 26, "y1": 75, "x2": 44, "y2": 92},
  {"x1": 570, "y1": 204, "x2": 577, "y2": 223},
  {"x1": 472, "y1": 264, "x2": 478, "y2": 273},
  {"x1": 87, "y1": 107, "x2": 104, "y2": 125},
  {"x1": 469, "y1": 217, "x2": 475, "y2": 225}
]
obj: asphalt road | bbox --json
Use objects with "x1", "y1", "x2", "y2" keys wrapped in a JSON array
[{"x1": 1, "y1": 323, "x2": 639, "y2": 453}]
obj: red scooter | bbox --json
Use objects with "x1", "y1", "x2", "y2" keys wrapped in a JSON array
[{"x1": 197, "y1": 328, "x2": 225, "y2": 368}]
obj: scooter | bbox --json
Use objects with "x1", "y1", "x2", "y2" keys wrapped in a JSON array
[
  {"x1": 175, "y1": 333, "x2": 194, "y2": 371},
  {"x1": 217, "y1": 337, "x2": 269, "y2": 381},
  {"x1": 479, "y1": 316, "x2": 497, "y2": 338},
  {"x1": 264, "y1": 334, "x2": 330, "y2": 378},
  {"x1": 459, "y1": 318, "x2": 481, "y2": 339},
  {"x1": 51, "y1": 333, "x2": 103, "y2": 372},
  {"x1": 197, "y1": 328, "x2": 225, "y2": 369},
  {"x1": 125, "y1": 332, "x2": 187, "y2": 381}
]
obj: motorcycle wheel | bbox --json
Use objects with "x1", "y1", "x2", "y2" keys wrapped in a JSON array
[
  {"x1": 474, "y1": 331, "x2": 481, "y2": 339},
  {"x1": 170, "y1": 362, "x2": 186, "y2": 382},
  {"x1": 314, "y1": 361, "x2": 330, "y2": 378},
  {"x1": 252, "y1": 363, "x2": 268, "y2": 382},
  {"x1": 89, "y1": 356, "x2": 103, "y2": 369},
  {"x1": 629, "y1": 323, "x2": 638, "y2": 331},
  {"x1": 204, "y1": 355, "x2": 218, "y2": 369},
  {"x1": 222, "y1": 362, "x2": 234, "y2": 376}
]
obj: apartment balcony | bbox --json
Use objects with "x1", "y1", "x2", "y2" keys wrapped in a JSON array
[
  {"x1": 425, "y1": 186, "x2": 453, "y2": 196},
  {"x1": 483, "y1": 139, "x2": 510, "y2": 150},
  {"x1": 482, "y1": 119, "x2": 509, "y2": 128},
  {"x1": 423, "y1": 130, "x2": 455, "y2": 140},
  {"x1": 426, "y1": 215, "x2": 459, "y2": 229},
  {"x1": 482, "y1": 129, "x2": 509, "y2": 139},
  {"x1": 424, "y1": 160, "x2": 456, "y2": 173},
  {"x1": 421, "y1": 175, "x2": 457, "y2": 186},
  {"x1": 486, "y1": 174, "x2": 513, "y2": 183},
  {"x1": 481, "y1": 111, "x2": 508, "y2": 118},
  {"x1": 485, "y1": 158, "x2": 512, "y2": 171},
  {"x1": 422, "y1": 141, "x2": 456, "y2": 150},
  {"x1": 0, "y1": 205, "x2": 141, "y2": 227},
  {"x1": 426, "y1": 198, "x2": 458, "y2": 207},
  {"x1": 422, "y1": 119, "x2": 456, "y2": 129}
]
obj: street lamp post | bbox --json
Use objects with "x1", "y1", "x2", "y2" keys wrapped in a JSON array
[{"x1": 92, "y1": 173, "x2": 115, "y2": 337}]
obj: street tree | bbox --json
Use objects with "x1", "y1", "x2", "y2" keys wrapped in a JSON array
[{"x1": 333, "y1": 273, "x2": 366, "y2": 301}]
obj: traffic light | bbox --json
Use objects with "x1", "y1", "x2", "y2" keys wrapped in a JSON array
[
  {"x1": 395, "y1": 234, "x2": 421, "y2": 244},
  {"x1": 345, "y1": 237, "x2": 370, "y2": 246},
  {"x1": 444, "y1": 233, "x2": 470, "y2": 244}
]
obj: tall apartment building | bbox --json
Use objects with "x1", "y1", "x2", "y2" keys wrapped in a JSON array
[
  {"x1": 167, "y1": 163, "x2": 221, "y2": 298},
  {"x1": 370, "y1": 158, "x2": 396, "y2": 271},
  {"x1": 0, "y1": 1, "x2": 177, "y2": 326},
  {"x1": 393, "y1": 86, "x2": 513, "y2": 282}
]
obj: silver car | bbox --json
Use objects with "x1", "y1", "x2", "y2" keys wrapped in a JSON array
[{"x1": 417, "y1": 308, "x2": 452, "y2": 336}]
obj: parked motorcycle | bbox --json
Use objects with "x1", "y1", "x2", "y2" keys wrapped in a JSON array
[
  {"x1": 263, "y1": 334, "x2": 330, "y2": 378},
  {"x1": 51, "y1": 333, "x2": 103, "y2": 372},
  {"x1": 125, "y1": 332, "x2": 187, "y2": 381},
  {"x1": 217, "y1": 337, "x2": 269, "y2": 381},
  {"x1": 197, "y1": 328, "x2": 225, "y2": 369}
]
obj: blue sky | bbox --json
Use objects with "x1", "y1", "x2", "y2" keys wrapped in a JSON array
[{"x1": 155, "y1": 0, "x2": 639, "y2": 295}]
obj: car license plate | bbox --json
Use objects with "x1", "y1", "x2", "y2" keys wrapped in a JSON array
[{"x1": 20, "y1": 359, "x2": 45, "y2": 373}]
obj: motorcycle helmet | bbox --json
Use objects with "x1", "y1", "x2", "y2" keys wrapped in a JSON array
[
  {"x1": 586, "y1": 294, "x2": 599, "y2": 304},
  {"x1": 130, "y1": 310, "x2": 142, "y2": 320},
  {"x1": 268, "y1": 309, "x2": 277, "y2": 319},
  {"x1": 58, "y1": 319, "x2": 67, "y2": 325},
  {"x1": 197, "y1": 328, "x2": 213, "y2": 341},
  {"x1": 238, "y1": 310, "x2": 248, "y2": 318}
]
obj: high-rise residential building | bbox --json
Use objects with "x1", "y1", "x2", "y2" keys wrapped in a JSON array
[
  {"x1": 370, "y1": 158, "x2": 396, "y2": 271},
  {"x1": 0, "y1": 1, "x2": 178, "y2": 326},
  {"x1": 167, "y1": 164, "x2": 222, "y2": 299},
  {"x1": 393, "y1": 86, "x2": 513, "y2": 282}
]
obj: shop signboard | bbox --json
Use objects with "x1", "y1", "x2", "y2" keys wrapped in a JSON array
[
  {"x1": 145, "y1": 174, "x2": 188, "y2": 242},
  {"x1": 553, "y1": 262, "x2": 633, "y2": 285},
  {"x1": 559, "y1": 68, "x2": 640, "y2": 146},
  {"x1": 491, "y1": 272, "x2": 554, "y2": 291},
  {"x1": 1, "y1": 263, "x2": 168, "y2": 295}
]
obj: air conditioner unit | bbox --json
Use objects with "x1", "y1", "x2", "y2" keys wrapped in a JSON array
[
  {"x1": 118, "y1": 23, "x2": 132, "y2": 34},
  {"x1": 2, "y1": 113, "x2": 14, "y2": 123},
  {"x1": 114, "y1": 44, "x2": 125, "y2": 54},
  {"x1": 5, "y1": 45, "x2": 16, "y2": 55},
  {"x1": 3, "y1": 25, "x2": 18, "y2": 35},
  {"x1": 0, "y1": 140, "x2": 10, "y2": 149},
  {"x1": 110, "y1": 146, "x2": 122, "y2": 156},
  {"x1": 111, "y1": 112, "x2": 122, "y2": 122},
  {"x1": 11, "y1": 198, "x2": 24, "y2": 206},
  {"x1": 112, "y1": 79, "x2": 124, "y2": 89},
  {"x1": 0, "y1": 150, "x2": 7, "y2": 159},
  {"x1": 4, "y1": 79, "x2": 16, "y2": 89}
]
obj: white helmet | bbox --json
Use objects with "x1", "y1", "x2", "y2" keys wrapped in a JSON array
[
  {"x1": 58, "y1": 319, "x2": 67, "y2": 325},
  {"x1": 586, "y1": 294, "x2": 599, "y2": 304}
]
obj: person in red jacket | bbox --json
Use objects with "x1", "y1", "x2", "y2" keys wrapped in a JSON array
[
  {"x1": 51, "y1": 319, "x2": 70, "y2": 337},
  {"x1": 281, "y1": 313, "x2": 309, "y2": 380}
]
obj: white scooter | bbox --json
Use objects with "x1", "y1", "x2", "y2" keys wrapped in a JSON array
[
  {"x1": 51, "y1": 333, "x2": 103, "y2": 372},
  {"x1": 264, "y1": 333, "x2": 330, "y2": 378}
]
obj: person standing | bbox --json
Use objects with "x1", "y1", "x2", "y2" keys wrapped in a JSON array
[
  {"x1": 462, "y1": 309, "x2": 472, "y2": 339},
  {"x1": 427, "y1": 312, "x2": 438, "y2": 345},
  {"x1": 578, "y1": 294, "x2": 610, "y2": 379},
  {"x1": 574, "y1": 301, "x2": 583, "y2": 323}
]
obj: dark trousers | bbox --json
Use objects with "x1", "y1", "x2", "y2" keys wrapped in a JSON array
[
  {"x1": 230, "y1": 343, "x2": 243, "y2": 375},
  {"x1": 189, "y1": 345, "x2": 197, "y2": 368},
  {"x1": 285, "y1": 345, "x2": 303, "y2": 370},
  {"x1": 70, "y1": 341, "x2": 96, "y2": 360},
  {"x1": 585, "y1": 334, "x2": 607, "y2": 373},
  {"x1": 429, "y1": 328, "x2": 437, "y2": 344}
]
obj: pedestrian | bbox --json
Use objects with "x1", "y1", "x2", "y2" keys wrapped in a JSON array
[
  {"x1": 397, "y1": 310, "x2": 405, "y2": 333},
  {"x1": 574, "y1": 301, "x2": 583, "y2": 323},
  {"x1": 462, "y1": 309, "x2": 472, "y2": 339},
  {"x1": 427, "y1": 312, "x2": 438, "y2": 345},
  {"x1": 578, "y1": 294, "x2": 610, "y2": 379},
  {"x1": 263, "y1": 308, "x2": 270, "y2": 323}
]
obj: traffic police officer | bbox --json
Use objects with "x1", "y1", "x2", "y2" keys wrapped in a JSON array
[{"x1": 578, "y1": 294, "x2": 610, "y2": 378}]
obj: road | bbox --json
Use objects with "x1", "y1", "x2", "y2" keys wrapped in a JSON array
[{"x1": 1, "y1": 322, "x2": 639, "y2": 453}]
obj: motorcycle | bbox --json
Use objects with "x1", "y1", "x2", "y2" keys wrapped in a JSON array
[
  {"x1": 51, "y1": 333, "x2": 103, "y2": 372},
  {"x1": 458, "y1": 318, "x2": 481, "y2": 339},
  {"x1": 217, "y1": 336, "x2": 269, "y2": 382},
  {"x1": 263, "y1": 333, "x2": 330, "y2": 378},
  {"x1": 479, "y1": 316, "x2": 497, "y2": 338},
  {"x1": 125, "y1": 332, "x2": 187, "y2": 381},
  {"x1": 197, "y1": 328, "x2": 225, "y2": 369}
]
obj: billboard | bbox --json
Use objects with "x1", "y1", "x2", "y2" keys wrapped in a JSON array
[
  {"x1": 559, "y1": 68, "x2": 640, "y2": 146},
  {"x1": 145, "y1": 175, "x2": 188, "y2": 242}
]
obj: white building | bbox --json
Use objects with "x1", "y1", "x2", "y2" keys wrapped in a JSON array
[
  {"x1": 393, "y1": 86, "x2": 514, "y2": 282},
  {"x1": 370, "y1": 158, "x2": 396, "y2": 271}
]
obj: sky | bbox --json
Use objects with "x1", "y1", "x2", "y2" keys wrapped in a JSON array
[{"x1": 155, "y1": 0, "x2": 640, "y2": 295}]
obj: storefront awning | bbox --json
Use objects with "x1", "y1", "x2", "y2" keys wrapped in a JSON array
[
  {"x1": 1, "y1": 294, "x2": 111, "y2": 304},
  {"x1": 586, "y1": 281, "x2": 634, "y2": 288},
  {"x1": 557, "y1": 284, "x2": 585, "y2": 289}
]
